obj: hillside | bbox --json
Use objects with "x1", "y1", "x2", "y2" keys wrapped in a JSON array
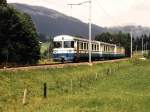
[
  {"x1": 10, "y1": 3, "x2": 105, "y2": 39},
  {"x1": 107, "y1": 25, "x2": 150, "y2": 37},
  {"x1": 10, "y1": 3, "x2": 150, "y2": 39}
]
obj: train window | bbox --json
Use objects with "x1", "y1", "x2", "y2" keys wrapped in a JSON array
[
  {"x1": 95, "y1": 45, "x2": 96, "y2": 51},
  {"x1": 84, "y1": 43, "x2": 87, "y2": 50},
  {"x1": 97, "y1": 45, "x2": 99, "y2": 51},
  {"x1": 81, "y1": 43, "x2": 84, "y2": 49},
  {"x1": 64, "y1": 41, "x2": 74, "y2": 48},
  {"x1": 79, "y1": 42, "x2": 83, "y2": 50},
  {"x1": 92, "y1": 44, "x2": 94, "y2": 51},
  {"x1": 54, "y1": 41, "x2": 62, "y2": 48},
  {"x1": 86, "y1": 43, "x2": 88, "y2": 50},
  {"x1": 104, "y1": 46, "x2": 105, "y2": 51}
]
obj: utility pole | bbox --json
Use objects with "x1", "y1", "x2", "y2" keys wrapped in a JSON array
[
  {"x1": 142, "y1": 37, "x2": 144, "y2": 55},
  {"x1": 130, "y1": 32, "x2": 133, "y2": 58},
  {"x1": 136, "y1": 45, "x2": 138, "y2": 55},
  {"x1": 68, "y1": 0, "x2": 92, "y2": 64},
  {"x1": 144, "y1": 44, "x2": 146, "y2": 52},
  {"x1": 146, "y1": 42, "x2": 148, "y2": 53},
  {"x1": 88, "y1": 0, "x2": 92, "y2": 64}
]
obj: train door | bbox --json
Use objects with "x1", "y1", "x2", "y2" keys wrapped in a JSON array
[
  {"x1": 76, "y1": 41, "x2": 80, "y2": 61},
  {"x1": 73, "y1": 40, "x2": 79, "y2": 62}
]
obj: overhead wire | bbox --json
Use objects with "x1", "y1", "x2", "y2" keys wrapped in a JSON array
[
  {"x1": 94, "y1": 0, "x2": 121, "y2": 27},
  {"x1": 32, "y1": 0, "x2": 121, "y2": 27}
]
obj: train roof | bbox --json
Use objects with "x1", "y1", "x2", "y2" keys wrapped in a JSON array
[
  {"x1": 54, "y1": 35, "x2": 116, "y2": 46},
  {"x1": 54, "y1": 35, "x2": 87, "y2": 41}
]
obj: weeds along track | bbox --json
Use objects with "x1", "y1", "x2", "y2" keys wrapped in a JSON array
[{"x1": 0, "y1": 58, "x2": 129, "y2": 71}]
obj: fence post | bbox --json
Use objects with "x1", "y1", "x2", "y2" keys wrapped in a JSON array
[
  {"x1": 70, "y1": 79, "x2": 73, "y2": 93},
  {"x1": 79, "y1": 78, "x2": 82, "y2": 87},
  {"x1": 95, "y1": 73, "x2": 98, "y2": 80},
  {"x1": 22, "y1": 88, "x2": 27, "y2": 105},
  {"x1": 44, "y1": 83, "x2": 47, "y2": 98}
]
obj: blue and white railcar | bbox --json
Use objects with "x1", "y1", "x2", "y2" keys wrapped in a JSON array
[
  {"x1": 53, "y1": 35, "x2": 76, "y2": 62},
  {"x1": 53, "y1": 35, "x2": 125, "y2": 62}
]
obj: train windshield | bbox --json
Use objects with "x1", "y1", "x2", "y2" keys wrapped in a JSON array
[
  {"x1": 54, "y1": 41, "x2": 62, "y2": 48},
  {"x1": 64, "y1": 41, "x2": 74, "y2": 48}
]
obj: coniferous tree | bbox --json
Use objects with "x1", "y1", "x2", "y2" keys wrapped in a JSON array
[
  {"x1": 0, "y1": 0, "x2": 7, "y2": 6},
  {"x1": 95, "y1": 32, "x2": 131, "y2": 57}
]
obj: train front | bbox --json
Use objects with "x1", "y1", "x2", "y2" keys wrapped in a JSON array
[{"x1": 53, "y1": 35, "x2": 75, "y2": 62}]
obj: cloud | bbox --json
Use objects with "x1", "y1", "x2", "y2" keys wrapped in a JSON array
[{"x1": 124, "y1": 1, "x2": 150, "y2": 26}]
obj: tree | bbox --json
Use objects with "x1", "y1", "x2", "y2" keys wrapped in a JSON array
[
  {"x1": 95, "y1": 32, "x2": 131, "y2": 57},
  {"x1": 38, "y1": 33, "x2": 49, "y2": 42},
  {"x1": 41, "y1": 37, "x2": 53, "y2": 59},
  {"x1": 0, "y1": 6, "x2": 40, "y2": 64},
  {"x1": 48, "y1": 38, "x2": 54, "y2": 57},
  {"x1": 0, "y1": 0, "x2": 7, "y2": 6},
  {"x1": 133, "y1": 34, "x2": 150, "y2": 52},
  {"x1": 95, "y1": 32, "x2": 113, "y2": 43}
]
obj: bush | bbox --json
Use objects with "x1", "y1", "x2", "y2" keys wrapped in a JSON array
[{"x1": 144, "y1": 51, "x2": 150, "y2": 59}]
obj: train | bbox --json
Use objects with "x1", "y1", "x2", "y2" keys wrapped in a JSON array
[{"x1": 53, "y1": 35, "x2": 125, "y2": 62}]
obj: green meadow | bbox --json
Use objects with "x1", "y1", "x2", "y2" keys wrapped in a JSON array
[
  {"x1": 40, "y1": 42, "x2": 50, "y2": 54},
  {"x1": 0, "y1": 59, "x2": 150, "y2": 112}
]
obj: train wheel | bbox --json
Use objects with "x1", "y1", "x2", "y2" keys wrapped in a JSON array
[
  {"x1": 73, "y1": 57, "x2": 79, "y2": 63},
  {"x1": 61, "y1": 58, "x2": 64, "y2": 63}
]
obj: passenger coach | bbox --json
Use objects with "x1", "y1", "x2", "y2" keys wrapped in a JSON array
[{"x1": 53, "y1": 35, "x2": 125, "y2": 62}]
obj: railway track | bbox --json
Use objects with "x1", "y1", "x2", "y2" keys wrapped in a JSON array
[{"x1": 0, "y1": 58, "x2": 129, "y2": 71}]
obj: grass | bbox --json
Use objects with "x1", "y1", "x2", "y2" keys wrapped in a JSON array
[
  {"x1": 40, "y1": 42, "x2": 50, "y2": 54},
  {"x1": 39, "y1": 42, "x2": 53, "y2": 64},
  {"x1": 0, "y1": 59, "x2": 150, "y2": 112}
]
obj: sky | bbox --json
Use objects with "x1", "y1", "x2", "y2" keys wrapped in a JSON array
[{"x1": 7, "y1": 0, "x2": 150, "y2": 27}]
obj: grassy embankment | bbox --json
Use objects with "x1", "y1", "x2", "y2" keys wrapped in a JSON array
[
  {"x1": 40, "y1": 42, "x2": 50, "y2": 54},
  {"x1": 0, "y1": 59, "x2": 150, "y2": 112},
  {"x1": 39, "y1": 42, "x2": 53, "y2": 64}
]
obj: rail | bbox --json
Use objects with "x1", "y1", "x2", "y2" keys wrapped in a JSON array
[{"x1": 0, "y1": 58, "x2": 129, "y2": 72}]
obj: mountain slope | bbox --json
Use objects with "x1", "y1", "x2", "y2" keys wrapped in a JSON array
[
  {"x1": 107, "y1": 25, "x2": 150, "y2": 37},
  {"x1": 10, "y1": 3, "x2": 150, "y2": 39},
  {"x1": 10, "y1": 3, "x2": 105, "y2": 38}
]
